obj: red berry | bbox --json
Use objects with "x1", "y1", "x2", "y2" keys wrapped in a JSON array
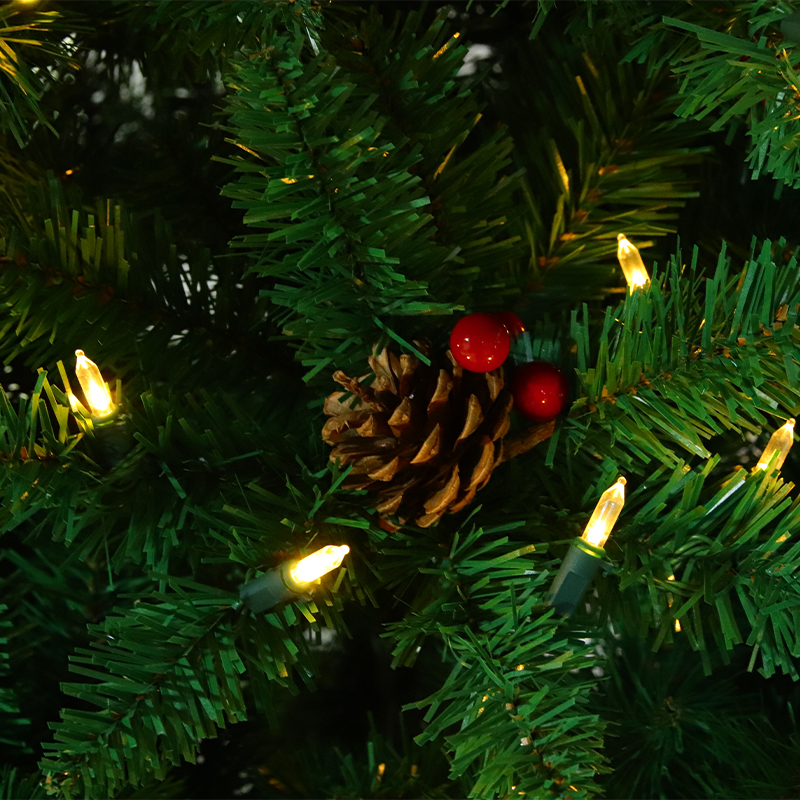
[
  {"x1": 450, "y1": 313, "x2": 511, "y2": 373},
  {"x1": 511, "y1": 361, "x2": 569, "y2": 422},
  {"x1": 493, "y1": 311, "x2": 526, "y2": 339}
]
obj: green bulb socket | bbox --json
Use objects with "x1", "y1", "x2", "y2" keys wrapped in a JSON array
[
  {"x1": 239, "y1": 562, "x2": 305, "y2": 613},
  {"x1": 547, "y1": 537, "x2": 605, "y2": 616},
  {"x1": 91, "y1": 417, "x2": 134, "y2": 467}
]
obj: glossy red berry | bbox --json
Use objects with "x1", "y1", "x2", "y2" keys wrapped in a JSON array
[
  {"x1": 450, "y1": 313, "x2": 511, "y2": 373},
  {"x1": 511, "y1": 361, "x2": 569, "y2": 422},
  {"x1": 493, "y1": 311, "x2": 526, "y2": 340}
]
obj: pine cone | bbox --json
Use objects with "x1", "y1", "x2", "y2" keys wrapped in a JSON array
[{"x1": 321, "y1": 345, "x2": 513, "y2": 531}]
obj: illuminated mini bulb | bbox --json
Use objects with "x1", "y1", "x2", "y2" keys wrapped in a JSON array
[
  {"x1": 548, "y1": 476, "x2": 626, "y2": 616},
  {"x1": 616, "y1": 234, "x2": 650, "y2": 290},
  {"x1": 239, "y1": 544, "x2": 350, "y2": 613},
  {"x1": 74, "y1": 350, "x2": 114, "y2": 417},
  {"x1": 581, "y1": 477, "x2": 627, "y2": 549},
  {"x1": 754, "y1": 418, "x2": 795, "y2": 472},
  {"x1": 289, "y1": 544, "x2": 349, "y2": 584}
]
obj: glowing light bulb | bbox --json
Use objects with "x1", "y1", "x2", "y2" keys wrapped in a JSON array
[
  {"x1": 581, "y1": 477, "x2": 626, "y2": 549},
  {"x1": 754, "y1": 418, "x2": 795, "y2": 472},
  {"x1": 289, "y1": 544, "x2": 349, "y2": 584},
  {"x1": 616, "y1": 234, "x2": 650, "y2": 290},
  {"x1": 74, "y1": 350, "x2": 114, "y2": 417}
]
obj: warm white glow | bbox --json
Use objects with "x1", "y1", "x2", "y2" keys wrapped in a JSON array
[
  {"x1": 754, "y1": 418, "x2": 795, "y2": 472},
  {"x1": 616, "y1": 234, "x2": 650, "y2": 290},
  {"x1": 581, "y1": 477, "x2": 626, "y2": 549},
  {"x1": 74, "y1": 350, "x2": 114, "y2": 417},
  {"x1": 289, "y1": 545, "x2": 349, "y2": 584}
]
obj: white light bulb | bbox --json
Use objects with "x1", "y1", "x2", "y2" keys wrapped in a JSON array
[
  {"x1": 74, "y1": 350, "x2": 114, "y2": 417},
  {"x1": 616, "y1": 234, "x2": 650, "y2": 290},
  {"x1": 581, "y1": 477, "x2": 626, "y2": 549},
  {"x1": 289, "y1": 545, "x2": 350, "y2": 584}
]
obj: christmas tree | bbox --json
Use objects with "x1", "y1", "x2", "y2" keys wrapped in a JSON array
[{"x1": 4, "y1": 0, "x2": 800, "y2": 797}]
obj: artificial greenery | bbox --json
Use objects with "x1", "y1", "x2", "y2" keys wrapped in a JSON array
[{"x1": 2, "y1": 0, "x2": 800, "y2": 798}]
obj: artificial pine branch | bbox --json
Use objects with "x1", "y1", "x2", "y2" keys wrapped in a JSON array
[
  {"x1": 392, "y1": 520, "x2": 608, "y2": 799},
  {"x1": 592, "y1": 453, "x2": 800, "y2": 678},
  {"x1": 217, "y1": 5, "x2": 527, "y2": 383},
  {"x1": 4, "y1": 1, "x2": 800, "y2": 798},
  {"x1": 0, "y1": 764, "x2": 47, "y2": 800},
  {"x1": 0, "y1": 177, "x2": 289, "y2": 394},
  {"x1": 39, "y1": 585, "x2": 244, "y2": 798},
  {"x1": 0, "y1": 2, "x2": 88, "y2": 147},
  {"x1": 571, "y1": 1, "x2": 800, "y2": 188},
  {"x1": 666, "y1": 10, "x2": 800, "y2": 187},
  {"x1": 566, "y1": 238, "x2": 800, "y2": 473},
  {"x1": 109, "y1": 0, "x2": 320, "y2": 86},
  {"x1": 320, "y1": 6, "x2": 530, "y2": 306},
  {"x1": 493, "y1": 28, "x2": 710, "y2": 311},
  {"x1": 590, "y1": 618, "x2": 800, "y2": 799},
  {"x1": 0, "y1": 604, "x2": 31, "y2": 756},
  {"x1": 40, "y1": 563, "x2": 358, "y2": 799}
]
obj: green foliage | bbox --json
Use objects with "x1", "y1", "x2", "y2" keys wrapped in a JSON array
[
  {"x1": 0, "y1": 604, "x2": 31, "y2": 756},
  {"x1": 0, "y1": 3, "x2": 88, "y2": 147},
  {"x1": 387, "y1": 519, "x2": 608, "y2": 798},
  {"x1": 553, "y1": 1, "x2": 800, "y2": 195},
  {"x1": 602, "y1": 454, "x2": 800, "y2": 679},
  {"x1": 493, "y1": 26, "x2": 709, "y2": 313},
  {"x1": 592, "y1": 624, "x2": 800, "y2": 799},
  {"x1": 578, "y1": 0, "x2": 800, "y2": 189},
  {"x1": 109, "y1": 0, "x2": 323, "y2": 86},
  {"x1": 0, "y1": 369, "x2": 88, "y2": 555},
  {"x1": 665, "y1": 11, "x2": 800, "y2": 189},
  {"x1": 567, "y1": 238, "x2": 800, "y2": 471},
  {"x1": 318, "y1": 716, "x2": 458, "y2": 799},
  {"x1": 0, "y1": 764, "x2": 46, "y2": 799},
  {"x1": 217, "y1": 5, "x2": 527, "y2": 383},
  {"x1": 39, "y1": 582, "x2": 244, "y2": 798},
  {"x1": 3, "y1": 2, "x2": 800, "y2": 799},
  {"x1": 549, "y1": 239, "x2": 800, "y2": 677},
  {"x1": 323, "y1": 6, "x2": 528, "y2": 303},
  {"x1": 36, "y1": 564, "x2": 361, "y2": 798},
  {"x1": 0, "y1": 174, "x2": 274, "y2": 395}
]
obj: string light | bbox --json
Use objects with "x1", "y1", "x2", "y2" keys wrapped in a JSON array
[
  {"x1": 68, "y1": 350, "x2": 133, "y2": 467},
  {"x1": 616, "y1": 234, "x2": 650, "y2": 290},
  {"x1": 290, "y1": 545, "x2": 349, "y2": 583},
  {"x1": 581, "y1": 477, "x2": 626, "y2": 549},
  {"x1": 753, "y1": 418, "x2": 795, "y2": 473},
  {"x1": 74, "y1": 350, "x2": 114, "y2": 417},
  {"x1": 239, "y1": 544, "x2": 350, "y2": 612},
  {"x1": 705, "y1": 418, "x2": 794, "y2": 518},
  {"x1": 548, "y1": 476, "x2": 626, "y2": 615}
]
